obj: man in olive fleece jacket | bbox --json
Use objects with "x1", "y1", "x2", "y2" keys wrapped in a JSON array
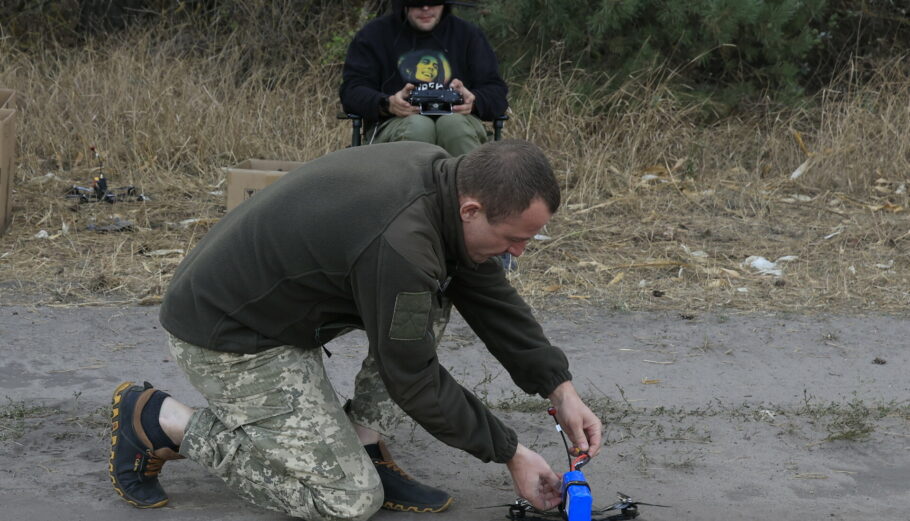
[{"x1": 108, "y1": 139, "x2": 602, "y2": 520}]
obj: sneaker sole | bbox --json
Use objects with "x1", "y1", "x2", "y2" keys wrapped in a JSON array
[
  {"x1": 382, "y1": 497, "x2": 454, "y2": 513},
  {"x1": 109, "y1": 381, "x2": 168, "y2": 509}
]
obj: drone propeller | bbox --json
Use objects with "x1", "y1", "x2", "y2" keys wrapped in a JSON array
[
  {"x1": 482, "y1": 493, "x2": 670, "y2": 521},
  {"x1": 600, "y1": 491, "x2": 671, "y2": 513},
  {"x1": 479, "y1": 498, "x2": 574, "y2": 520}
]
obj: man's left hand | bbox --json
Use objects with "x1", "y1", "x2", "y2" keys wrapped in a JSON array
[
  {"x1": 548, "y1": 381, "x2": 603, "y2": 458},
  {"x1": 506, "y1": 444, "x2": 562, "y2": 511},
  {"x1": 450, "y1": 78, "x2": 475, "y2": 115}
]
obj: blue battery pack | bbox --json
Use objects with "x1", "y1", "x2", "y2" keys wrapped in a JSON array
[{"x1": 561, "y1": 470, "x2": 593, "y2": 521}]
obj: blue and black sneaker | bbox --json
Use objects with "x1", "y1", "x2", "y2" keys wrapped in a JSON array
[
  {"x1": 109, "y1": 381, "x2": 183, "y2": 508},
  {"x1": 365, "y1": 443, "x2": 453, "y2": 513}
]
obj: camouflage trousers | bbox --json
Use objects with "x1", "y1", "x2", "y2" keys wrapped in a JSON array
[{"x1": 169, "y1": 334, "x2": 408, "y2": 521}]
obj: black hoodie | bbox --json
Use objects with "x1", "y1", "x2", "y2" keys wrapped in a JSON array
[{"x1": 340, "y1": 2, "x2": 508, "y2": 123}]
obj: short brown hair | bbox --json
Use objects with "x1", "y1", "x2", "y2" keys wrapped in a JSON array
[{"x1": 457, "y1": 139, "x2": 560, "y2": 223}]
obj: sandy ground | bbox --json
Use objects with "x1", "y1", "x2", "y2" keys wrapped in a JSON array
[{"x1": 1, "y1": 303, "x2": 909, "y2": 521}]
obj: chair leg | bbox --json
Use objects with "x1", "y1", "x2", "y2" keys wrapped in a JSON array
[
  {"x1": 493, "y1": 119, "x2": 504, "y2": 141},
  {"x1": 352, "y1": 118, "x2": 363, "y2": 147}
]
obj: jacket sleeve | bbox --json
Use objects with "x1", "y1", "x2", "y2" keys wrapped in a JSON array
[
  {"x1": 463, "y1": 27, "x2": 509, "y2": 121},
  {"x1": 340, "y1": 29, "x2": 387, "y2": 122},
  {"x1": 447, "y1": 260, "x2": 571, "y2": 398},
  {"x1": 350, "y1": 236, "x2": 519, "y2": 464}
]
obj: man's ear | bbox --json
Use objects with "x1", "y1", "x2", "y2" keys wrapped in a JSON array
[{"x1": 458, "y1": 198, "x2": 483, "y2": 222}]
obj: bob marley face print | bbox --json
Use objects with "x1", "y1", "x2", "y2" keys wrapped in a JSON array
[
  {"x1": 398, "y1": 49, "x2": 452, "y2": 90},
  {"x1": 415, "y1": 55, "x2": 439, "y2": 82}
]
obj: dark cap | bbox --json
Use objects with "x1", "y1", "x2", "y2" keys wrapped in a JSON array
[{"x1": 403, "y1": 0, "x2": 476, "y2": 6}]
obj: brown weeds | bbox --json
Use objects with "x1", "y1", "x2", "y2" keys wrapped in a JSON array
[{"x1": 0, "y1": 28, "x2": 907, "y2": 313}]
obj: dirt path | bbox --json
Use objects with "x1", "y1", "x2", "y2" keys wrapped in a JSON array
[{"x1": 1, "y1": 304, "x2": 908, "y2": 520}]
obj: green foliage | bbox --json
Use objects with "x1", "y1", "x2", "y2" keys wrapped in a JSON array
[
  {"x1": 805, "y1": 0, "x2": 910, "y2": 88},
  {"x1": 0, "y1": 0, "x2": 178, "y2": 47},
  {"x1": 2, "y1": 0, "x2": 906, "y2": 106},
  {"x1": 0, "y1": 1, "x2": 367, "y2": 70},
  {"x1": 480, "y1": 0, "x2": 831, "y2": 105},
  {"x1": 478, "y1": 0, "x2": 909, "y2": 106},
  {"x1": 321, "y1": 7, "x2": 374, "y2": 66}
]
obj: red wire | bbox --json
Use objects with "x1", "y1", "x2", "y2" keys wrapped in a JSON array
[{"x1": 570, "y1": 453, "x2": 590, "y2": 471}]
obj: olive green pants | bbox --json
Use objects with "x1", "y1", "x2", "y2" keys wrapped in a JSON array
[{"x1": 372, "y1": 113, "x2": 487, "y2": 156}]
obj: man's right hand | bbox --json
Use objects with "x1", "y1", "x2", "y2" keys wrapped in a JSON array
[
  {"x1": 506, "y1": 443, "x2": 562, "y2": 511},
  {"x1": 388, "y1": 83, "x2": 419, "y2": 117}
]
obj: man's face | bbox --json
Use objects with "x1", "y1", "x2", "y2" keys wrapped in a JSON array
[
  {"x1": 406, "y1": 5, "x2": 444, "y2": 32},
  {"x1": 415, "y1": 56, "x2": 439, "y2": 82},
  {"x1": 460, "y1": 197, "x2": 552, "y2": 264}
]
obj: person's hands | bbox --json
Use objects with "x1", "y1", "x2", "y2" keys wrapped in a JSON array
[
  {"x1": 506, "y1": 443, "x2": 562, "y2": 510},
  {"x1": 389, "y1": 83, "x2": 419, "y2": 117},
  {"x1": 548, "y1": 381, "x2": 603, "y2": 458},
  {"x1": 449, "y1": 78, "x2": 475, "y2": 115}
]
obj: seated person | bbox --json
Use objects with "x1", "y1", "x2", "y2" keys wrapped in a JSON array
[{"x1": 340, "y1": 0, "x2": 508, "y2": 156}]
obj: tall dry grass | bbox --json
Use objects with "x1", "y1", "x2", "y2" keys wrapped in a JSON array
[
  {"x1": 810, "y1": 58, "x2": 910, "y2": 192},
  {"x1": 0, "y1": 24, "x2": 907, "y2": 312},
  {"x1": 500, "y1": 51, "x2": 909, "y2": 313},
  {"x1": 7, "y1": 30, "x2": 345, "y2": 182}
]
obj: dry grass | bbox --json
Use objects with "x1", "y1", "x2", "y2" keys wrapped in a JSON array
[
  {"x1": 506, "y1": 53, "x2": 910, "y2": 313},
  {"x1": 0, "y1": 28, "x2": 908, "y2": 313}
]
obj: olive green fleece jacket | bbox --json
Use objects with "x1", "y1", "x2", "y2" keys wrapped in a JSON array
[{"x1": 159, "y1": 141, "x2": 571, "y2": 464}]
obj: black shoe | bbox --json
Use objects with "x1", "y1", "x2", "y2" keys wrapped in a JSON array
[
  {"x1": 368, "y1": 445, "x2": 453, "y2": 513},
  {"x1": 109, "y1": 381, "x2": 183, "y2": 508}
]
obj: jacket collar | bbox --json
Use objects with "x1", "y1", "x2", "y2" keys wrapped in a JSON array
[{"x1": 433, "y1": 155, "x2": 477, "y2": 270}]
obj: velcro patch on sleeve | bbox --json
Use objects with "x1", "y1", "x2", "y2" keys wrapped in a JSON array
[{"x1": 389, "y1": 291, "x2": 431, "y2": 341}]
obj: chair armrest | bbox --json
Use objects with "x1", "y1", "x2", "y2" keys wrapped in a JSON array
[
  {"x1": 337, "y1": 112, "x2": 363, "y2": 121},
  {"x1": 337, "y1": 113, "x2": 363, "y2": 146},
  {"x1": 493, "y1": 114, "x2": 508, "y2": 141}
]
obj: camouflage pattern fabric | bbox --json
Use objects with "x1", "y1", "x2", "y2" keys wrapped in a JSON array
[
  {"x1": 347, "y1": 296, "x2": 451, "y2": 433},
  {"x1": 168, "y1": 298, "x2": 453, "y2": 518},
  {"x1": 346, "y1": 353, "x2": 404, "y2": 436},
  {"x1": 169, "y1": 335, "x2": 383, "y2": 520}
]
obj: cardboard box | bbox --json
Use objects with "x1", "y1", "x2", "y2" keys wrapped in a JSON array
[
  {"x1": 223, "y1": 159, "x2": 305, "y2": 211},
  {"x1": 0, "y1": 108, "x2": 15, "y2": 235},
  {"x1": 0, "y1": 89, "x2": 14, "y2": 109}
]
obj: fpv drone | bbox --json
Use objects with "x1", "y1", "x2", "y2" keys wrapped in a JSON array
[
  {"x1": 500, "y1": 492, "x2": 669, "y2": 521},
  {"x1": 482, "y1": 408, "x2": 669, "y2": 521}
]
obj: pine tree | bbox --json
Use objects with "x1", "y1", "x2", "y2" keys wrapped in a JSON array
[{"x1": 479, "y1": 0, "x2": 833, "y2": 104}]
